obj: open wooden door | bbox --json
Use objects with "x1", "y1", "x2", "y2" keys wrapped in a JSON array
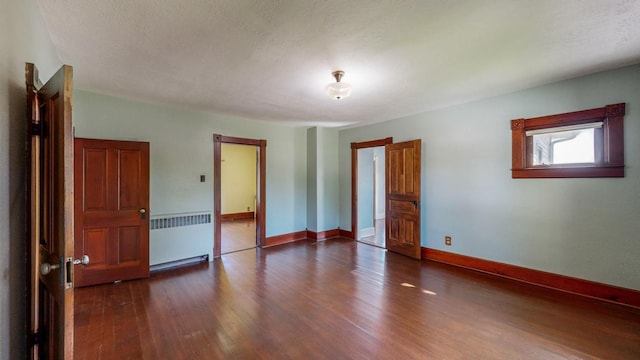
[
  {"x1": 27, "y1": 63, "x2": 76, "y2": 359},
  {"x1": 74, "y1": 138, "x2": 150, "y2": 287},
  {"x1": 385, "y1": 139, "x2": 422, "y2": 259}
]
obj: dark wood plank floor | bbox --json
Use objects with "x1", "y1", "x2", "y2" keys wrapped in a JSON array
[{"x1": 74, "y1": 238, "x2": 640, "y2": 359}]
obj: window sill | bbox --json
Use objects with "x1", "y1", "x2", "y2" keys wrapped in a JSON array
[{"x1": 511, "y1": 166, "x2": 624, "y2": 178}]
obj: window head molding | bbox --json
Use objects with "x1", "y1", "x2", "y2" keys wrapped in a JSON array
[{"x1": 511, "y1": 103, "x2": 625, "y2": 178}]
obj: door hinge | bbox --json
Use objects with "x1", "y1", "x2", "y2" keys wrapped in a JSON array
[
  {"x1": 31, "y1": 122, "x2": 42, "y2": 136},
  {"x1": 28, "y1": 331, "x2": 42, "y2": 347}
]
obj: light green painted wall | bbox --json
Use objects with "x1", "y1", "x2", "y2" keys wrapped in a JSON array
[
  {"x1": 221, "y1": 143, "x2": 257, "y2": 214},
  {"x1": 317, "y1": 127, "x2": 340, "y2": 232},
  {"x1": 306, "y1": 127, "x2": 340, "y2": 233},
  {"x1": 73, "y1": 90, "x2": 308, "y2": 264},
  {"x1": 339, "y1": 64, "x2": 640, "y2": 290},
  {"x1": 357, "y1": 147, "x2": 375, "y2": 235},
  {"x1": 306, "y1": 127, "x2": 318, "y2": 231},
  {"x1": 1, "y1": 0, "x2": 62, "y2": 358}
]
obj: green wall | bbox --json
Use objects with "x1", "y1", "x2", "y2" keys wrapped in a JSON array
[
  {"x1": 1, "y1": 0, "x2": 62, "y2": 358},
  {"x1": 339, "y1": 64, "x2": 640, "y2": 290},
  {"x1": 73, "y1": 90, "x2": 308, "y2": 263},
  {"x1": 306, "y1": 127, "x2": 339, "y2": 232},
  {"x1": 357, "y1": 147, "x2": 375, "y2": 236}
]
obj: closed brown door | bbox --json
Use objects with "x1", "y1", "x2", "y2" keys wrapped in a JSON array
[
  {"x1": 74, "y1": 138, "x2": 150, "y2": 287},
  {"x1": 385, "y1": 139, "x2": 422, "y2": 259},
  {"x1": 27, "y1": 63, "x2": 75, "y2": 359}
]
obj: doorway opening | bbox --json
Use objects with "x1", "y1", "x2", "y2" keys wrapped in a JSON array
[
  {"x1": 213, "y1": 135, "x2": 266, "y2": 258},
  {"x1": 220, "y1": 143, "x2": 258, "y2": 254},
  {"x1": 351, "y1": 138, "x2": 392, "y2": 248}
]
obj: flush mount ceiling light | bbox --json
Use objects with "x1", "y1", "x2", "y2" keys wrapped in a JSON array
[{"x1": 325, "y1": 70, "x2": 352, "y2": 100}]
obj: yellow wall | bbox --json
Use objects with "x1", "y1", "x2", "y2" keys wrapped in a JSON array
[{"x1": 221, "y1": 143, "x2": 256, "y2": 214}]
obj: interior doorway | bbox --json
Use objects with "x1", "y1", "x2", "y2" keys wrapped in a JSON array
[
  {"x1": 213, "y1": 135, "x2": 266, "y2": 258},
  {"x1": 220, "y1": 143, "x2": 258, "y2": 254},
  {"x1": 356, "y1": 146, "x2": 385, "y2": 247},
  {"x1": 351, "y1": 138, "x2": 392, "y2": 248}
]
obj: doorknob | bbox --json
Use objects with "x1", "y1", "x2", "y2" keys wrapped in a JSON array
[
  {"x1": 139, "y1": 208, "x2": 146, "y2": 219},
  {"x1": 40, "y1": 262, "x2": 60, "y2": 276},
  {"x1": 73, "y1": 255, "x2": 90, "y2": 265}
]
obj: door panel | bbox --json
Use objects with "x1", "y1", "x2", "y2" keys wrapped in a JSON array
[
  {"x1": 74, "y1": 138, "x2": 150, "y2": 287},
  {"x1": 386, "y1": 139, "x2": 422, "y2": 259},
  {"x1": 27, "y1": 63, "x2": 75, "y2": 359},
  {"x1": 84, "y1": 148, "x2": 108, "y2": 210},
  {"x1": 119, "y1": 227, "x2": 141, "y2": 263},
  {"x1": 120, "y1": 149, "x2": 142, "y2": 209},
  {"x1": 85, "y1": 228, "x2": 108, "y2": 266}
]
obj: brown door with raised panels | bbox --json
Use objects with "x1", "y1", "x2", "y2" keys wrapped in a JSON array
[
  {"x1": 385, "y1": 139, "x2": 422, "y2": 259},
  {"x1": 74, "y1": 138, "x2": 150, "y2": 287},
  {"x1": 27, "y1": 63, "x2": 75, "y2": 359}
]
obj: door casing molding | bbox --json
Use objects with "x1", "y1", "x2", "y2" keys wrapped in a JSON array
[
  {"x1": 350, "y1": 137, "x2": 393, "y2": 242},
  {"x1": 213, "y1": 134, "x2": 266, "y2": 258}
]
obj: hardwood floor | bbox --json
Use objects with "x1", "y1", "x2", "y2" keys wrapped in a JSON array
[
  {"x1": 74, "y1": 238, "x2": 640, "y2": 359},
  {"x1": 220, "y1": 218, "x2": 256, "y2": 254}
]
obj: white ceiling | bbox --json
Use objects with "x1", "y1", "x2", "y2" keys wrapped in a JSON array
[{"x1": 37, "y1": 0, "x2": 640, "y2": 128}]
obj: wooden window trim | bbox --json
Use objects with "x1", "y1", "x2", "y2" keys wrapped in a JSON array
[{"x1": 511, "y1": 103, "x2": 625, "y2": 178}]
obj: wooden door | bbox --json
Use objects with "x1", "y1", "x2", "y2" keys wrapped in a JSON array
[
  {"x1": 386, "y1": 139, "x2": 422, "y2": 259},
  {"x1": 74, "y1": 138, "x2": 150, "y2": 287},
  {"x1": 27, "y1": 63, "x2": 75, "y2": 359}
]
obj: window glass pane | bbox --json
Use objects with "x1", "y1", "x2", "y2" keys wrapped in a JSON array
[{"x1": 532, "y1": 128, "x2": 594, "y2": 165}]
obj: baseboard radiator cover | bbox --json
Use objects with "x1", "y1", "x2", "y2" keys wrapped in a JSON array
[
  {"x1": 150, "y1": 254, "x2": 209, "y2": 273},
  {"x1": 151, "y1": 212, "x2": 211, "y2": 230}
]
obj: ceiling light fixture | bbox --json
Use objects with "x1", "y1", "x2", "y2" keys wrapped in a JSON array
[{"x1": 325, "y1": 70, "x2": 351, "y2": 100}]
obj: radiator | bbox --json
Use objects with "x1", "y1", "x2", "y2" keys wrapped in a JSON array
[{"x1": 150, "y1": 212, "x2": 211, "y2": 230}]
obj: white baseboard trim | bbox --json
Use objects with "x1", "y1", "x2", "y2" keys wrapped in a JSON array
[{"x1": 358, "y1": 227, "x2": 375, "y2": 239}]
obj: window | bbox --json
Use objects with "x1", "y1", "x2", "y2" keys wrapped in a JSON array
[{"x1": 511, "y1": 103, "x2": 625, "y2": 178}]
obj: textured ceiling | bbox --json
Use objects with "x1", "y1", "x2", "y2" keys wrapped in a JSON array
[{"x1": 37, "y1": 0, "x2": 640, "y2": 128}]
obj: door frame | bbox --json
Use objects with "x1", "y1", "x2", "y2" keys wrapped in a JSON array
[
  {"x1": 351, "y1": 137, "x2": 393, "y2": 241},
  {"x1": 213, "y1": 134, "x2": 266, "y2": 258}
]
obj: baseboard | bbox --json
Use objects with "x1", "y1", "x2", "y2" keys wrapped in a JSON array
[
  {"x1": 221, "y1": 211, "x2": 254, "y2": 221},
  {"x1": 264, "y1": 229, "x2": 346, "y2": 248},
  {"x1": 358, "y1": 227, "x2": 375, "y2": 239},
  {"x1": 422, "y1": 247, "x2": 640, "y2": 309},
  {"x1": 339, "y1": 229, "x2": 354, "y2": 239},
  {"x1": 264, "y1": 231, "x2": 307, "y2": 247},
  {"x1": 307, "y1": 229, "x2": 340, "y2": 241}
]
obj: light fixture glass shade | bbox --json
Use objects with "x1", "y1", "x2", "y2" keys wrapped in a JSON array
[
  {"x1": 326, "y1": 70, "x2": 352, "y2": 100},
  {"x1": 326, "y1": 82, "x2": 352, "y2": 100}
]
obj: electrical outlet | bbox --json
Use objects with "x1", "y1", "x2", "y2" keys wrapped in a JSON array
[
  {"x1": 247, "y1": 206, "x2": 250, "y2": 211},
  {"x1": 445, "y1": 236, "x2": 452, "y2": 246}
]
